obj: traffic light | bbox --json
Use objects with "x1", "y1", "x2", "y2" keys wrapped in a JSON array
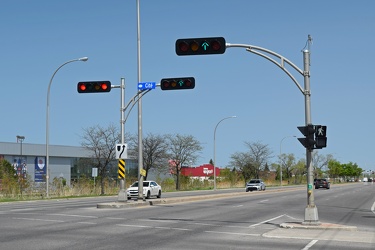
[
  {"x1": 160, "y1": 77, "x2": 195, "y2": 90},
  {"x1": 77, "y1": 81, "x2": 111, "y2": 93},
  {"x1": 315, "y1": 125, "x2": 327, "y2": 149},
  {"x1": 297, "y1": 124, "x2": 316, "y2": 149},
  {"x1": 176, "y1": 37, "x2": 226, "y2": 56}
]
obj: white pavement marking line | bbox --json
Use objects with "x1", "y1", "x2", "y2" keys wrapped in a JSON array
[
  {"x1": 249, "y1": 214, "x2": 286, "y2": 227},
  {"x1": 49, "y1": 213, "x2": 98, "y2": 218},
  {"x1": 371, "y1": 202, "x2": 375, "y2": 215},
  {"x1": 13, "y1": 217, "x2": 64, "y2": 223},
  {"x1": 259, "y1": 199, "x2": 269, "y2": 203},
  {"x1": 117, "y1": 224, "x2": 152, "y2": 228},
  {"x1": 301, "y1": 240, "x2": 318, "y2": 250}
]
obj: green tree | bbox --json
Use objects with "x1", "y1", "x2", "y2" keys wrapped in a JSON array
[
  {"x1": 278, "y1": 153, "x2": 296, "y2": 181},
  {"x1": 129, "y1": 133, "x2": 170, "y2": 180},
  {"x1": 166, "y1": 134, "x2": 202, "y2": 190},
  {"x1": 327, "y1": 159, "x2": 342, "y2": 181},
  {"x1": 0, "y1": 159, "x2": 18, "y2": 196},
  {"x1": 230, "y1": 141, "x2": 272, "y2": 180},
  {"x1": 290, "y1": 159, "x2": 306, "y2": 184},
  {"x1": 81, "y1": 124, "x2": 120, "y2": 195}
]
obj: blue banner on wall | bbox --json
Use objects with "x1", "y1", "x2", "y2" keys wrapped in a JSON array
[{"x1": 34, "y1": 157, "x2": 46, "y2": 182}]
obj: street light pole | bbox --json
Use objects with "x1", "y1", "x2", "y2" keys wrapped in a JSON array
[
  {"x1": 213, "y1": 116, "x2": 236, "y2": 191},
  {"x1": 46, "y1": 57, "x2": 88, "y2": 198},
  {"x1": 279, "y1": 135, "x2": 296, "y2": 186},
  {"x1": 16, "y1": 135, "x2": 25, "y2": 156}
]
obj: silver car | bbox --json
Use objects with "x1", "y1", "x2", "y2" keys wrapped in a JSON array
[{"x1": 246, "y1": 179, "x2": 266, "y2": 192}]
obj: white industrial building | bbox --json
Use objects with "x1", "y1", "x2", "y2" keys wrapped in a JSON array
[{"x1": 0, "y1": 141, "x2": 93, "y2": 186}]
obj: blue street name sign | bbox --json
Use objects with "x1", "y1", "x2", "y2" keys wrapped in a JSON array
[{"x1": 138, "y1": 82, "x2": 156, "y2": 90}]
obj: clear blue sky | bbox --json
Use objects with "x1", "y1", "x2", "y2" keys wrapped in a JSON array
[{"x1": 1, "y1": 0, "x2": 374, "y2": 172}]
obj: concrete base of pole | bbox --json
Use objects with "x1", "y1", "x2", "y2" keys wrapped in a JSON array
[
  {"x1": 117, "y1": 179, "x2": 127, "y2": 202},
  {"x1": 303, "y1": 206, "x2": 321, "y2": 225},
  {"x1": 117, "y1": 189, "x2": 127, "y2": 202}
]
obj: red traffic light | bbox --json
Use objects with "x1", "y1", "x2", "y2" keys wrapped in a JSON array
[
  {"x1": 77, "y1": 81, "x2": 111, "y2": 93},
  {"x1": 160, "y1": 77, "x2": 195, "y2": 90},
  {"x1": 176, "y1": 37, "x2": 226, "y2": 56}
]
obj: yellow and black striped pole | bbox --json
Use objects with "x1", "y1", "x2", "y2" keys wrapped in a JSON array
[{"x1": 118, "y1": 159, "x2": 125, "y2": 179}]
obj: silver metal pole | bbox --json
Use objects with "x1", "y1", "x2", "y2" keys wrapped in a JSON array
[
  {"x1": 46, "y1": 57, "x2": 88, "y2": 198},
  {"x1": 136, "y1": 0, "x2": 144, "y2": 201},
  {"x1": 302, "y1": 49, "x2": 320, "y2": 224},
  {"x1": 213, "y1": 116, "x2": 236, "y2": 191},
  {"x1": 117, "y1": 77, "x2": 127, "y2": 202},
  {"x1": 227, "y1": 36, "x2": 319, "y2": 225}
]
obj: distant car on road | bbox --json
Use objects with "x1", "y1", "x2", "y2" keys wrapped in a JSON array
[
  {"x1": 127, "y1": 181, "x2": 162, "y2": 199},
  {"x1": 246, "y1": 179, "x2": 266, "y2": 192},
  {"x1": 315, "y1": 178, "x2": 330, "y2": 189}
]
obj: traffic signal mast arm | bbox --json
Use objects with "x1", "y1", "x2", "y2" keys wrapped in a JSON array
[
  {"x1": 176, "y1": 35, "x2": 322, "y2": 224},
  {"x1": 123, "y1": 89, "x2": 151, "y2": 124},
  {"x1": 226, "y1": 43, "x2": 305, "y2": 95}
]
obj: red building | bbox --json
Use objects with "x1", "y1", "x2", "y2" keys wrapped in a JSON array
[{"x1": 181, "y1": 164, "x2": 220, "y2": 180}]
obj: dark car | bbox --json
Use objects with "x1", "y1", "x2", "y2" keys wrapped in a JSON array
[{"x1": 315, "y1": 178, "x2": 330, "y2": 189}]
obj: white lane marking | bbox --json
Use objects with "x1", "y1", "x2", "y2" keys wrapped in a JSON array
[
  {"x1": 371, "y1": 202, "x2": 375, "y2": 214},
  {"x1": 77, "y1": 222, "x2": 97, "y2": 225},
  {"x1": 13, "y1": 217, "x2": 64, "y2": 223},
  {"x1": 48, "y1": 213, "x2": 98, "y2": 218},
  {"x1": 259, "y1": 199, "x2": 269, "y2": 203},
  {"x1": 172, "y1": 228, "x2": 191, "y2": 231},
  {"x1": 249, "y1": 214, "x2": 285, "y2": 227},
  {"x1": 302, "y1": 240, "x2": 318, "y2": 250},
  {"x1": 154, "y1": 226, "x2": 171, "y2": 229},
  {"x1": 117, "y1": 224, "x2": 152, "y2": 228}
]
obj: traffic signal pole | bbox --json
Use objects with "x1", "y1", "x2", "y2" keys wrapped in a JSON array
[
  {"x1": 226, "y1": 36, "x2": 320, "y2": 224},
  {"x1": 117, "y1": 78, "x2": 127, "y2": 202},
  {"x1": 136, "y1": 0, "x2": 145, "y2": 201}
]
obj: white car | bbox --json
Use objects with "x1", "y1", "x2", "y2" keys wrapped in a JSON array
[
  {"x1": 245, "y1": 179, "x2": 266, "y2": 192},
  {"x1": 127, "y1": 181, "x2": 162, "y2": 200}
]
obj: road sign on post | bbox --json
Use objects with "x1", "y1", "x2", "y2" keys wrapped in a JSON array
[
  {"x1": 176, "y1": 37, "x2": 226, "y2": 56},
  {"x1": 115, "y1": 144, "x2": 128, "y2": 159},
  {"x1": 118, "y1": 159, "x2": 125, "y2": 179},
  {"x1": 138, "y1": 82, "x2": 156, "y2": 90}
]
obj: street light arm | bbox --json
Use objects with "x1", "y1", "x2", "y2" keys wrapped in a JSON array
[
  {"x1": 213, "y1": 115, "x2": 236, "y2": 191},
  {"x1": 214, "y1": 116, "x2": 237, "y2": 143},
  {"x1": 47, "y1": 57, "x2": 89, "y2": 106},
  {"x1": 45, "y1": 57, "x2": 88, "y2": 198}
]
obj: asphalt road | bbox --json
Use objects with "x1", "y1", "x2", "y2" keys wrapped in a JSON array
[{"x1": 0, "y1": 182, "x2": 374, "y2": 250}]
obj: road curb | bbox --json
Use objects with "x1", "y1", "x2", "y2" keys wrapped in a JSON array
[{"x1": 280, "y1": 222, "x2": 357, "y2": 231}]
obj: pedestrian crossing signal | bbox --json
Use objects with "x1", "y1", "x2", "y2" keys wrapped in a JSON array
[
  {"x1": 315, "y1": 125, "x2": 327, "y2": 149},
  {"x1": 297, "y1": 125, "x2": 327, "y2": 149}
]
